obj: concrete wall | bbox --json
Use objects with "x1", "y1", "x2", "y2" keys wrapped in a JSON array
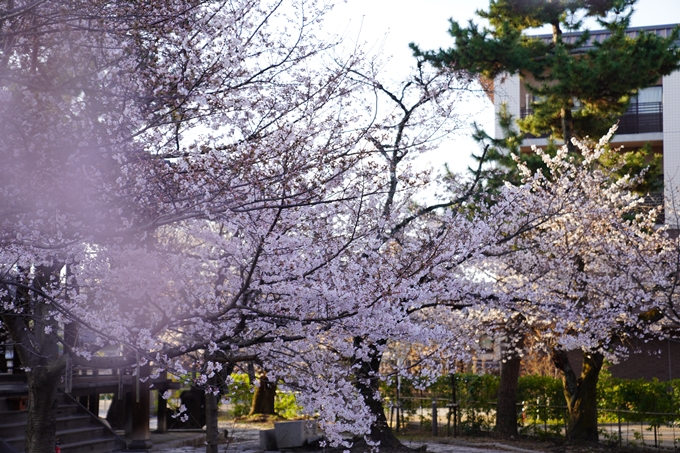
[
  {"x1": 663, "y1": 71, "x2": 680, "y2": 227},
  {"x1": 566, "y1": 339, "x2": 680, "y2": 381},
  {"x1": 493, "y1": 74, "x2": 521, "y2": 140}
]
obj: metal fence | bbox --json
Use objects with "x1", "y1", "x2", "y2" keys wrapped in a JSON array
[
  {"x1": 384, "y1": 397, "x2": 680, "y2": 449},
  {"x1": 519, "y1": 101, "x2": 664, "y2": 137},
  {"x1": 618, "y1": 102, "x2": 664, "y2": 135}
]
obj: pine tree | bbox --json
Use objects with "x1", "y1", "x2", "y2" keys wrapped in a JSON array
[{"x1": 412, "y1": 0, "x2": 680, "y2": 153}]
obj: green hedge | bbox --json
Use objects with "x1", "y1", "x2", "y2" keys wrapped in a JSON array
[
  {"x1": 598, "y1": 371, "x2": 679, "y2": 426},
  {"x1": 384, "y1": 371, "x2": 680, "y2": 429}
]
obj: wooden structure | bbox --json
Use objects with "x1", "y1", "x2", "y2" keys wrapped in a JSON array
[{"x1": 0, "y1": 343, "x2": 181, "y2": 452}]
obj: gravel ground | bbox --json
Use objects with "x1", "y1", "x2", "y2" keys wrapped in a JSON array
[{"x1": 155, "y1": 424, "x2": 553, "y2": 453}]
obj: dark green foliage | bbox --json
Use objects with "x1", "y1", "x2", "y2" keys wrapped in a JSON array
[
  {"x1": 412, "y1": 0, "x2": 680, "y2": 144},
  {"x1": 598, "y1": 143, "x2": 663, "y2": 195},
  {"x1": 472, "y1": 103, "x2": 662, "y2": 196},
  {"x1": 469, "y1": 104, "x2": 561, "y2": 192},
  {"x1": 597, "y1": 370, "x2": 679, "y2": 427},
  {"x1": 412, "y1": 0, "x2": 679, "y2": 182},
  {"x1": 517, "y1": 374, "x2": 566, "y2": 434}
]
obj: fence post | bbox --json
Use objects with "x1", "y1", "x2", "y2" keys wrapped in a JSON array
[
  {"x1": 455, "y1": 403, "x2": 459, "y2": 437},
  {"x1": 617, "y1": 406, "x2": 622, "y2": 446},
  {"x1": 446, "y1": 404, "x2": 450, "y2": 436},
  {"x1": 389, "y1": 403, "x2": 394, "y2": 430},
  {"x1": 432, "y1": 399, "x2": 438, "y2": 437},
  {"x1": 396, "y1": 382, "x2": 401, "y2": 433}
]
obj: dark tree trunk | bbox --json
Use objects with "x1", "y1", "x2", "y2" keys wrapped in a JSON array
[
  {"x1": 11, "y1": 265, "x2": 65, "y2": 453},
  {"x1": 551, "y1": 20, "x2": 575, "y2": 154},
  {"x1": 352, "y1": 337, "x2": 405, "y2": 450},
  {"x1": 552, "y1": 349, "x2": 604, "y2": 443},
  {"x1": 495, "y1": 352, "x2": 521, "y2": 438},
  {"x1": 206, "y1": 378, "x2": 219, "y2": 453},
  {"x1": 206, "y1": 362, "x2": 234, "y2": 453},
  {"x1": 25, "y1": 367, "x2": 61, "y2": 453},
  {"x1": 562, "y1": 107, "x2": 575, "y2": 153},
  {"x1": 249, "y1": 375, "x2": 277, "y2": 415},
  {"x1": 495, "y1": 321, "x2": 525, "y2": 439}
]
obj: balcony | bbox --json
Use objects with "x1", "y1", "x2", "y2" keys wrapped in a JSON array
[
  {"x1": 520, "y1": 102, "x2": 663, "y2": 138},
  {"x1": 617, "y1": 102, "x2": 663, "y2": 135}
]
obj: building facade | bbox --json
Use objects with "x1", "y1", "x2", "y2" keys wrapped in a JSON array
[{"x1": 491, "y1": 24, "x2": 680, "y2": 225}]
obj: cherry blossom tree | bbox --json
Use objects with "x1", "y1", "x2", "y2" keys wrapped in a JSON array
[
  {"x1": 0, "y1": 1, "x2": 384, "y2": 451},
  {"x1": 2, "y1": 1, "x2": 675, "y2": 452},
  {"x1": 472, "y1": 129, "x2": 667, "y2": 442}
]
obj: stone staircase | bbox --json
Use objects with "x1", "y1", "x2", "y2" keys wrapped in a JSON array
[{"x1": 0, "y1": 390, "x2": 125, "y2": 453}]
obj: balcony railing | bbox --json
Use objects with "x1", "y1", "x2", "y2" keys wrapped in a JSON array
[
  {"x1": 520, "y1": 102, "x2": 663, "y2": 137},
  {"x1": 618, "y1": 102, "x2": 663, "y2": 134}
]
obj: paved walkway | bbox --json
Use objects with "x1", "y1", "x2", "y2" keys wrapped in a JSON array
[{"x1": 153, "y1": 424, "x2": 547, "y2": 453}]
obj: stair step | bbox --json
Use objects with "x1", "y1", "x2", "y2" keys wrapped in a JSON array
[
  {"x1": 0, "y1": 420, "x2": 25, "y2": 438},
  {"x1": 61, "y1": 437, "x2": 122, "y2": 453},
  {"x1": 56, "y1": 404, "x2": 80, "y2": 417},
  {"x1": 0, "y1": 398, "x2": 124, "y2": 453},
  {"x1": 4, "y1": 434, "x2": 123, "y2": 453},
  {"x1": 0, "y1": 415, "x2": 93, "y2": 437},
  {"x1": 57, "y1": 415, "x2": 94, "y2": 430},
  {"x1": 4, "y1": 436, "x2": 24, "y2": 453},
  {"x1": 0, "y1": 409, "x2": 27, "y2": 424},
  {"x1": 57, "y1": 426, "x2": 108, "y2": 443}
]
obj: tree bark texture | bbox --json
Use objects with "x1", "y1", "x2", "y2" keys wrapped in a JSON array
[
  {"x1": 206, "y1": 362, "x2": 234, "y2": 453},
  {"x1": 25, "y1": 367, "x2": 61, "y2": 453},
  {"x1": 205, "y1": 380, "x2": 219, "y2": 453},
  {"x1": 552, "y1": 349, "x2": 604, "y2": 443},
  {"x1": 495, "y1": 350, "x2": 521, "y2": 438},
  {"x1": 7, "y1": 265, "x2": 64, "y2": 453},
  {"x1": 561, "y1": 107, "x2": 575, "y2": 153},
  {"x1": 249, "y1": 375, "x2": 277, "y2": 415},
  {"x1": 352, "y1": 337, "x2": 405, "y2": 450}
]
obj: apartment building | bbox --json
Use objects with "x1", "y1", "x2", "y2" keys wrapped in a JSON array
[{"x1": 490, "y1": 24, "x2": 680, "y2": 224}]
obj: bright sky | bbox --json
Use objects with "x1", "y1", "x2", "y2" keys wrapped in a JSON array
[{"x1": 325, "y1": 0, "x2": 680, "y2": 176}]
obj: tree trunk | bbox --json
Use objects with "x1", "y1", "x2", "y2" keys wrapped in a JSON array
[
  {"x1": 495, "y1": 351, "x2": 521, "y2": 438},
  {"x1": 561, "y1": 107, "x2": 575, "y2": 153},
  {"x1": 551, "y1": 20, "x2": 575, "y2": 154},
  {"x1": 12, "y1": 265, "x2": 64, "y2": 453},
  {"x1": 352, "y1": 337, "x2": 405, "y2": 450},
  {"x1": 205, "y1": 378, "x2": 219, "y2": 453},
  {"x1": 206, "y1": 362, "x2": 235, "y2": 453},
  {"x1": 249, "y1": 375, "x2": 277, "y2": 415},
  {"x1": 552, "y1": 349, "x2": 604, "y2": 443},
  {"x1": 25, "y1": 367, "x2": 61, "y2": 453}
]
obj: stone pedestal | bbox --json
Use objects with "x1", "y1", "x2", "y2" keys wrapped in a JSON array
[
  {"x1": 259, "y1": 429, "x2": 278, "y2": 450},
  {"x1": 274, "y1": 420, "x2": 319, "y2": 448}
]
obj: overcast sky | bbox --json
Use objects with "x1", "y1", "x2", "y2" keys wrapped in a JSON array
[{"x1": 324, "y1": 0, "x2": 680, "y2": 175}]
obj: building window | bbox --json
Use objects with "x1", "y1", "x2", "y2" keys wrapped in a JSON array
[{"x1": 618, "y1": 86, "x2": 663, "y2": 134}]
